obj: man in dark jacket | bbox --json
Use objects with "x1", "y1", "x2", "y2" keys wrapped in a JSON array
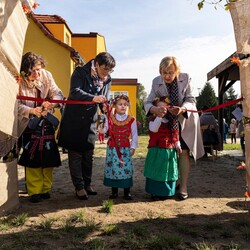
[{"x1": 58, "y1": 52, "x2": 116, "y2": 200}]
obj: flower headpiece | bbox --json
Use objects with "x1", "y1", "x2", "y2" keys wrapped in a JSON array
[
  {"x1": 152, "y1": 96, "x2": 171, "y2": 106},
  {"x1": 111, "y1": 94, "x2": 130, "y2": 105}
]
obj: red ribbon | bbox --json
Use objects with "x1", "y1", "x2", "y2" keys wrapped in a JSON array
[
  {"x1": 166, "y1": 97, "x2": 243, "y2": 113},
  {"x1": 17, "y1": 95, "x2": 95, "y2": 105},
  {"x1": 17, "y1": 95, "x2": 243, "y2": 112}
]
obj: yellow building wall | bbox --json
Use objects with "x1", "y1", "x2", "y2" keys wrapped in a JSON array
[
  {"x1": 72, "y1": 34, "x2": 107, "y2": 62},
  {"x1": 110, "y1": 85, "x2": 137, "y2": 118},
  {"x1": 96, "y1": 35, "x2": 107, "y2": 54},
  {"x1": 44, "y1": 23, "x2": 72, "y2": 46},
  {"x1": 72, "y1": 37, "x2": 97, "y2": 62},
  {"x1": 23, "y1": 20, "x2": 74, "y2": 119}
]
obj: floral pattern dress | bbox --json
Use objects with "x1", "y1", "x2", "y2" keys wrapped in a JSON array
[{"x1": 103, "y1": 112, "x2": 138, "y2": 188}]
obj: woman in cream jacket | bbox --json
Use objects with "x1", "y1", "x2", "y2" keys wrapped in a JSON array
[{"x1": 144, "y1": 56, "x2": 204, "y2": 200}]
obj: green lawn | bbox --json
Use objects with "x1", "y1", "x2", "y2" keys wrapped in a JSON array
[{"x1": 95, "y1": 135, "x2": 241, "y2": 159}]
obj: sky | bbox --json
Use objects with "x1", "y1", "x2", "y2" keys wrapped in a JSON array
[{"x1": 34, "y1": 0, "x2": 239, "y2": 96}]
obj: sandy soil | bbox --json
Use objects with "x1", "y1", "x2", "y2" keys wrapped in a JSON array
[{"x1": 1, "y1": 140, "x2": 250, "y2": 249}]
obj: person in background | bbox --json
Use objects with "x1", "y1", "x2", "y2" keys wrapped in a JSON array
[
  {"x1": 97, "y1": 121, "x2": 105, "y2": 144},
  {"x1": 223, "y1": 118, "x2": 229, "y2": 144},
  {"x1": 200, "y1": 105, "x2": 221, "y2": 157},
  {"x1": 144, "y1": 56, "x2": 204, "y2": 200},
  {"x1": 237, "y1": 104, "x2": 245, "y2": 157},
  {"x1": 18, "y1": 52, "x2": 63, "y2": 203},
  {"x1": 144, "y1": 96, "x2": 181, "y2": 200},
  {"x1": 230, "y1": 118, "x2": 237, "y2": 144},
  {"x1": 58, "y1": 52, "x2": 116, "y2": 200},
  {"x1": 103, "y1": 94, "x2": 138, "y2": 200}
]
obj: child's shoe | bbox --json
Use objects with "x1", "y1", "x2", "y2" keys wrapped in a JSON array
[
  {"x1": 124, "y1": 188, "x2": 133, "y2": 200},
  {"x1": 109, "y1": 187, "x2": 118, "y2": 199}
]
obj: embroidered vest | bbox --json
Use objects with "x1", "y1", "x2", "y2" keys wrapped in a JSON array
[
  {"x1": 108, "y1": 113, "x2": 134, "y2": 148},
  {"x1": 148, "y1": 117, "x2": 179, "y2": 148}
]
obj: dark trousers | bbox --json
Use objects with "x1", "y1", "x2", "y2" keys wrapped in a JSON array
[{"x1": 68, "y1": 149, "x2": 94, "y2": 191}]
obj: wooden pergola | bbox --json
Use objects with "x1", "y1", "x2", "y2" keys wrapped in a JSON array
[{"x1": 207, "y1": 52, "x2": 240, "y2": 148}]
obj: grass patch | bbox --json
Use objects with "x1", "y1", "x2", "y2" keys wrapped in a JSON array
[
  {"x1": 131, "y1": 224, "x2": 149, "y2": 238},
  {"x1": 11, "y1": 213, "x2": 29, "y2": 227},
  {"x1": 121, "y1": 232, "x2": 142, "y2": 249},
  {"x1": 146, "y1": 234, "x2": 182, "y2": 249},
  {"x1": 102, "y1": 224, "x2": 119, "y2": 235},
  {"x1": 39, "y1": 217, "x2": 57, "y2": 230},
  {"x1": 0, "y1": 217, "x2": 11, "y2": 231},
  {"x1": 195, "y1": 241, "x2": 216, "y2": 250},
  {"x1": 83, "y1": 238, "x2": 105, "y2": 249},
  {"x1": 102, "y1": 200, "x2": 113, "y2": 213},
  {"x1": 68, "y1": 210, "x2": 85, "y2": 223},
  {"x1": 176, "y1": 224, "x2": 200, "y2": 237},
  {"x1": 223, "y1": 143, "x2": 241, "y2": 150},
  {"x1": 84, "y1": 216, "x2": 100, "y2": 232}
]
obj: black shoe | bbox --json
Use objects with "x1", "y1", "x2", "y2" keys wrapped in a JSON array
[
  {"x1": 178, "y1": 193, "x2": 188, "y2": 200},
  {"x1": 123, "y1": 193, "x2": 133, "y2": 200},
  {"x1": 30, "y1": 194, "x2": 42, "y2": 203},
  {"x1": 109, "y1": 193, "x2": 118, "y2": 199},
  {"x1": 151, "y1": 195, "x2": 161, "y2": 201},
  {"x1": 85, "y1": 186, "x2": 97, "y2": 195},
  {"x1": 40, "y1": 192, "x2": 51, "y2": 199},
  {"x1": 76, "y1": 189, "x2": 88, "y2": 200},
  {"x1": 123, "y1": 188, "x2": 133, "y2": 200}
]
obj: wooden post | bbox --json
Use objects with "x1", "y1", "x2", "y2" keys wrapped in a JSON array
[{"x1": 230, "y1": 0, "x2": 250, "y2": 193}]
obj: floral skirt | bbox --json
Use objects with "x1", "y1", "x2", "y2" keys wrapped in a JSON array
[{"x1": 104, "y1": 146, "x2": 133, "y2": 180}]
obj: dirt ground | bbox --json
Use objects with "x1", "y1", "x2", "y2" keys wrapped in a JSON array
[{"x1": 1, "y1": 140, "x2": 250, "y2": 250}]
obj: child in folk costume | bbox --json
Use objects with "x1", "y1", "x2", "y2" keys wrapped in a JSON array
[
  {"x1": 103, "y1": 94, "x2": 138, "y2": 200},
  {"x1": 18, "y1": 112, "x2": 61, "y2": 201},
  {"x1": 144, "y1": 96, "x2": 182, "y2": 200},
  {"x1": 97, "y1": 121, "x2": 105, "y2": 144}
]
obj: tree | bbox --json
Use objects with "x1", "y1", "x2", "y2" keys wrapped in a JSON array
[
  {"x1": 223, "y1": 86, "x2": 238, "y2": 124},
  {"x1": 198, "y1": 0, "x2": 250, "y2": 196},
  {"x1": 136, "y1": 84, "x2": 147, "y2": 135},
  {"x1": 197, "y1": 82, "x2": 218, "y2": 116},
  {"x1": 138, "y1": 84, "x2": 147, "y2": 102}
]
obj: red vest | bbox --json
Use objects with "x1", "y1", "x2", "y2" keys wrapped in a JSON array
[
  {"x1": 108, "y1": 113, "x2": 134, "y2": 148},
  {"x1": 148, "y1": 117, "x2": 179, "y2": 148}
]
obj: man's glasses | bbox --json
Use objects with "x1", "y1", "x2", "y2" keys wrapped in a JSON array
[{"x1": 98, "y1": 65, "x2": 114, "y2": 74}]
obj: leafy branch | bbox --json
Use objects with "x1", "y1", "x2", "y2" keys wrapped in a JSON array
[{"x1": 197, "y1": 0, "x2": 238, "y2": 10}]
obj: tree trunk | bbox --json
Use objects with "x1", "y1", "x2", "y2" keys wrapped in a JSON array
[{"x1": 230, "y1": 0, "x2": 250, "y2": 193}]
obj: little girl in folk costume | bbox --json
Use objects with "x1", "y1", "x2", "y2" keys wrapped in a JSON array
[
  {"x1": 97, "y1": 121, "x2": 105, "y2": 144},
  {"x1": 103, "y1": 94, "x2": 138, "y2": 200},
  {"x1": 144, "y1": 96, "x2": 182, "y2": 200}
]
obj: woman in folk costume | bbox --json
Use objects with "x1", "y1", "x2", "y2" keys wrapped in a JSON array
[
  {"x1": 144, "y1": 96, "x2": 182, "y2": 200},
  {"x1": 103, "y1": 94, "x2": 138, "y2": 200},
  {"x1": 18, "y1": 52, "x2": 63, "y2": 203}
]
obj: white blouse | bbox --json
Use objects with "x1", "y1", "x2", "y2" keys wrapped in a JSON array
[{"x1": 149, "y1": 117, "x2": 168, "y2": 133}]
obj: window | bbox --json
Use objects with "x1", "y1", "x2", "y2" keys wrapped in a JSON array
[{"x1": 65, "y1": 34, "x2": 70, "y2": 45}]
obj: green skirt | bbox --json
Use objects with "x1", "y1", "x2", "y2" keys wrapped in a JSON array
[
  {"x1": 144, "y1": 147, "x2": 178, "y2": 181},
  {"x1": 145, "y1": 178, "x2": 176, "y2": 196}
]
